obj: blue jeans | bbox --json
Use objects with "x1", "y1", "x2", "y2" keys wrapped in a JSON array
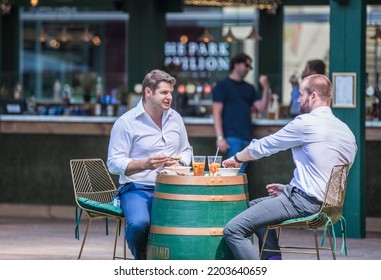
[
  {"x1": 118, "y1": 182, "x2": 154, "y2": 260},
  {"x1": 226, "y1": 137, "x2": 250, "y2": 173},
  {"x1": 223, "y1": 185, "x2": 322, "y2": 260}
]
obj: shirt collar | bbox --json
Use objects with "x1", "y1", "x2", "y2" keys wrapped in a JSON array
[
  {"x1": 134, "y1": 99, "x2": 145, "y2": 117},
  {"x1": 134, "y1": 99, "x2": 174, "y2": 122},
  {"x1": 310, "y1": 106, "x2": 332, "y2": 116}
]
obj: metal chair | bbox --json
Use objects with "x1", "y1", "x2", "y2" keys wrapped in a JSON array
[
  {"x1": 70, "y1": 158, "x2": 128, "y2": 260},
  {"x1": 259, "y1": 164, "x2": 349, "y2": 260}
]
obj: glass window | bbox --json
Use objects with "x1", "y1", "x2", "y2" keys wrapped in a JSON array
[
  {"x1": 282, "y1": 6, "x2": 330, "y2": 106},
  {"x1": 21, "y1": 7, "x2": 127, "y2": 105}
]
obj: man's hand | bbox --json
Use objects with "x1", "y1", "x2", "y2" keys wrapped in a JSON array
[
  {"x1": 259, "y1": 75, "x2": 270, "y2": 89},
  {"x1": 163, "y1": 158, "x2": 182, "y2": 167},
  {"x1": 222, "y1": 156, "x2": 242, "y2": 168},
  {"x1": 266, "y1": 183, "x2": 286, "y2": 197},
  {"x1": 142, "y1": 154, "x2": 172, "y2": 170},
  {"x1": 216, "y1": 138, "x2": 230, "y2": 153}
]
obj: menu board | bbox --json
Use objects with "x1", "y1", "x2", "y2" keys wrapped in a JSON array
[{"x1": 332, "y1": 72, "x2": 356, "y2": 108}]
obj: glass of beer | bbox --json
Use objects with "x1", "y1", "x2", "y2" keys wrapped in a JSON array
[
  {"x1": 192, "y1": 156, "x2": 206, "y2": 176},
  {"x1": 208, "y1": 156, "x2": 222, "y2": 175}
]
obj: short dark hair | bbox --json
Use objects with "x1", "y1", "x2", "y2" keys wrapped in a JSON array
[
  {"x1": 307, "y1": 60, "x2": 326, "y2": 75},
  {"x1": 230, "y1": 53, "x2": 252, "y2": 72},
  {"x1": 142, "y1": 69, "x2": 176, "y2": 100}
]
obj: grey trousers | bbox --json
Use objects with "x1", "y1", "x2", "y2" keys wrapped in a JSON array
[{"x1": 223, "y1": 185, "x2": 322, "y2": 260}]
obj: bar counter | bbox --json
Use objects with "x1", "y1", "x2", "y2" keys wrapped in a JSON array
[
  {"x1": 1, "y1": 114, "x2": 381, "y2": 217},
  {"x1": 1, "y1": 115, "x2": 381, "y2": 140}
]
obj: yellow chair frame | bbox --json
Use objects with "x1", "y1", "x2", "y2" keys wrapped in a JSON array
[
  {"x1": 70, "y1": 158, "x2": 128, "y2": 260},
  {"x1": 259, "y1": 164, "x2": 349, "y2": 260}
]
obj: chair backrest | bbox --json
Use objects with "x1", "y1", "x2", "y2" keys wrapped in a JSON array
[
  {"x1": 321, "y1": 164, "x2": 349, "y2": 224},
  {"x1": 70, "y1": 158, "x2": 118, "y2": 204}
]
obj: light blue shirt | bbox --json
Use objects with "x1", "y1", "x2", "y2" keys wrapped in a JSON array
[
  {"x1": 107, "y1": 99, "x2": 192, "y2": 185},
  {"x1": 248, "y1": 106, "x2": 357, "y2": 201}
]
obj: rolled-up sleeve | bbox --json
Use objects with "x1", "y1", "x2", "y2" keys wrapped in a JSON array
[{"x1": 107, "y1": 118, "x2": 132, "y2": 176}]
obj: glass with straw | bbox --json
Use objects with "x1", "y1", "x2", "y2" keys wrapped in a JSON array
[{"x1": 208, "y1": 147, "x2": 221, "y2": 175}]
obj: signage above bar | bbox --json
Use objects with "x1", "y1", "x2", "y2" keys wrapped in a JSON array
[{"x1": 164, "y1": 41, "x2": 230, "y2": 74}]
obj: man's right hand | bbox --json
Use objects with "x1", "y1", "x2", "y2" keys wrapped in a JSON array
[
  {"x1": 216, "y1": 138, "x2": 230, "y2": 153},
  {"x1": 142, "y1": 154, "x2": 171, "y2": 170},
  {"x1": 266, "y1": 183, "x2": 286, "y2": 197}
]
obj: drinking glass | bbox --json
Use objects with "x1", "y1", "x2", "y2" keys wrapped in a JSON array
[
  {"x1": 208, "y1": 156, "x2": 222, "y2": 175},
  {"x1": 192, "y1": 156, "x2": 206, "y2": 176}
]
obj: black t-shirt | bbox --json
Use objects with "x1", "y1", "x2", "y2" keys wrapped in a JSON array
[{"x1": 212, "y1": 77, "x2": 260, "y2": 141}]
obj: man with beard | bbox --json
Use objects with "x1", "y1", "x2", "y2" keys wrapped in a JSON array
[{"x1": 221, "y1": 74, "x2": 357, "y2": 260}]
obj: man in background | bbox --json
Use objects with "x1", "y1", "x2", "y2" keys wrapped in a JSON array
[
  {"x1": 212, "y1": 52, "x2": 271, "y2": 173},
  {"x1": 289, "y1": 59, "x2": 326, "y2": 117}
]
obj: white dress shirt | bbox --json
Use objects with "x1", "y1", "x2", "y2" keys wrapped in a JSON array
[
  {"x1": 248, "y1": 106, "x2": 357, "y2": 201},
  {"x1": 107, "y1": 99, "x2": 192, "y2": 185}
]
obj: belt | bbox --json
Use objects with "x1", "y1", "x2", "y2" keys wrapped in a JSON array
[{"x1": 291, "y1": 187, "x2": 322, "y2": 205}]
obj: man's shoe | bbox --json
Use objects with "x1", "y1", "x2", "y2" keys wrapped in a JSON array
[{"x1": 267, "y1": 254, "x2": 282, "y2": 260}]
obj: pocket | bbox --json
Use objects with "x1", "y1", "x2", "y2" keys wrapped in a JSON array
[{"x1": 118, "y1": 182, "x2": 134, "y2": 196}]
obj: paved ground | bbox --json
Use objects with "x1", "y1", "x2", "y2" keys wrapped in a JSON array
[{"x1": 1, "y1": 214, "x2": 381, "y2": 260}]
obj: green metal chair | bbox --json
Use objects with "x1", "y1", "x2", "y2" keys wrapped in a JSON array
[
  {"x1": 259, "y1": 164, "x2": 349, "y2": 260},
  {"x1": 70, "y1": 158, "x2": 128, "y2": 260}
]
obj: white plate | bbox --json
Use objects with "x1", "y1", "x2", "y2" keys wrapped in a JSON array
[
  {"x1": 217, "y1": 167, "x2": 240, "y2": 176},
  {"x1": 163, "y1": 166, "x2": 191, "y2": 175}
]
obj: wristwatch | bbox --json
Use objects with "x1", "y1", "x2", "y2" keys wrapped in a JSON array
[
  {"x1": 234, "y1": 153, "x2": 244, "y2": 163},
  {"x1": 178, "y1": 160, "x2": 186, "y2": 166}
]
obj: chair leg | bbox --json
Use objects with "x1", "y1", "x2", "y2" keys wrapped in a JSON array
[
  {"x1": 259, "y1": 227, "x2": 270, "y2": 258},
  {"x1": 326, "y1": 226, "x2": 336, "y2": 260},
  {"x1": 277, "y1": 227, "x2": 283, "y2": 241},
  {"x1": 78, "y1": 218, "x2": 92, "y2": 260},
  {"x1": 113, "y1": 220, "x2": 119, "y2": 260},
  {"x1": 313, "y1": 229, "x2": 320, "y2": 260},
  {"x1": 123, "y1": 220, "x2": 127, "y2": 260}
]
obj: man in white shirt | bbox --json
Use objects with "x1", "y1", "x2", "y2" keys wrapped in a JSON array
[
  {"x1": 222, "y1": 74, "x2": 357, "y2": 260},
  {"x1": 107, "y1": 69, "x2": 192, "y2": 259}
]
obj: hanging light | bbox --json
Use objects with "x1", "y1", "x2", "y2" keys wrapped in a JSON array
[
  {"x1": 371, "y1": 26, "x2": 381, "y2": 42},
  {"x1": 59, "y1": 26, "x2": 72, "y2": 43},
  {"x1": 92, "y1": 36, "x2": 102, "y2": 46},
  {"x1": 30, "y1": 0, "x2": 39, "y2": 7},
  {"x1": 198, "y1": 28, "x2": 215, "y2": 43},
  {"x1": 246, "y1": 26, "x2": 262, "y2": 40},
  {"x1": 39, "y1": 26, "x2": 48, "y2": 43},
  {"x1": 223, "y1": 27, "x2": 237, "y2": 43},
  {"x1": 180, "y1": 34, "x2": 189, "y2": 44},
  {"x1": 82, "y1": 25, "x2": 93, "y2": 43},
  {"x1": 184, "y1": 0, "x2": 281, "y2": 10}
]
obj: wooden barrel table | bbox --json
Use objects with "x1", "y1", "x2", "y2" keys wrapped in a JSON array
[{"x1": 147, "y1": 173, "x2": 248, "y2": 260}]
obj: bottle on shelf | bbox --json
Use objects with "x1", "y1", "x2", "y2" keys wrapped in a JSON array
[
  {"x1": 268, "y1": 93, "x2": 279, "y2": 120},
  {"x1": 94, "y1": 97, "x2": 102, "y2": 116},
  {"x1": 53, "y1": 80, "x2": 62, "y2": 101}
]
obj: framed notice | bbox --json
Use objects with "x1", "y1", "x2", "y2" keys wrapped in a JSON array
[{"x1": 332, "y1": 72, "x2": 356, "y2": 108}]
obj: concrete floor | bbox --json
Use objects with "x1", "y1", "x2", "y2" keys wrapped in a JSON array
[{"x1": 1, "y1": 214, "x2": 381, "y2": 260}]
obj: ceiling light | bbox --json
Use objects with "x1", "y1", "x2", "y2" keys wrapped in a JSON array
[
  {"x1": 30, "y1": 0, "x2": 38, "y2": 7},
  {"x1": 223, "y1": 27, "x2": 237, "y2": 43},
  {"x1": 246, "y1": 26, "x2": 262, "y2": 40},
  {"x1": 371, "y1": 27, "x2": 381, "y2": 42},
  {"x1": 39, "y1": 26, "x2": 48, "y2": 43},
  {"x1": 59, "y1": 26, "x2": 72, "y2": 43},
  {"x1": 198, "y1": 28, "x2": 215, "y2": 43}
]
